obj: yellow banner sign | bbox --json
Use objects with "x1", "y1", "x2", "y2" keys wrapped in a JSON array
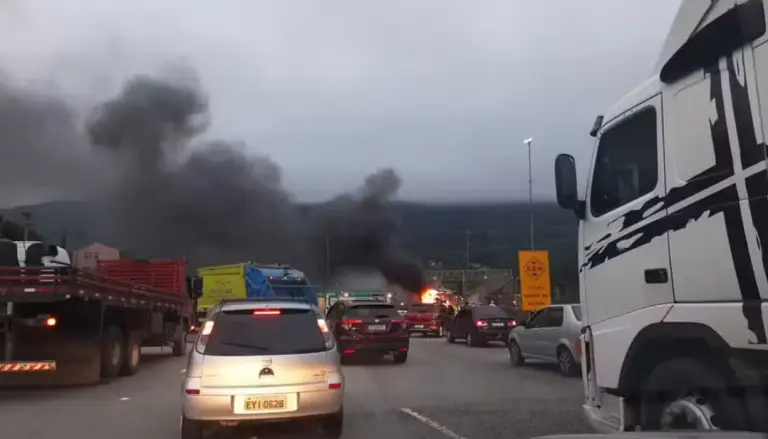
[{"x1": 518, "y1": 250, "x2": 552, "y2": 311}]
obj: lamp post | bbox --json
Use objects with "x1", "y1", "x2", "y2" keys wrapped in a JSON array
[{"x1": 523, "y1": 138, "x2": 534, "y2": 250}]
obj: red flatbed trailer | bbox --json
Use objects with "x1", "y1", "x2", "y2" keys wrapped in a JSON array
[{"x1": 0, "y1": 261, "x2": 194, "y2": 386}]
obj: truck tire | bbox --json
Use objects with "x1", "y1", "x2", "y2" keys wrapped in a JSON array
[
  {"x1": 119, "y1": 331, "x2": 142, "y2": 376},
  {"x1": 100, "y1": 326, "x2": 124, "y2": 379},
  {"x1": 172, "y1": 325, "x2": 187, "y2": 357},
  {"x1": 639, "y1": 358, "x2": 748, "y2": 431},
  {"x1": 319, "y1": 407, "x2": 343, "y2": 439},
  {"x1": 180, "y1": 415, "x2": 203, "y2": 439}
]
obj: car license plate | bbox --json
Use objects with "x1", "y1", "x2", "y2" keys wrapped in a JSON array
[
  {"x1": 492, "y1": 322, "x2": 505, "y2": 327},
  {"x1": 368, "y1": 324, "x2": 386, "y2": 332},
  {"x1": 413, "y1": 324, "x2": 424, "y2": 329},
  {"x1": 243, "y1": 395, "x2": 288, "y2": 412}
]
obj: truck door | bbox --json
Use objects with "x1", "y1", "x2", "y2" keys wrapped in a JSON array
[{"x1": 583, "y1": 95, "x2": 674, "y2": 325}]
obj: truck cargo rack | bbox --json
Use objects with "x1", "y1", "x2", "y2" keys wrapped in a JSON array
[{"x1": 0, "y1": 266, "x2": 189, "y2": 307}]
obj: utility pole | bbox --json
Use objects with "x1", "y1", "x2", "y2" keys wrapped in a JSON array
[
  {"x1": 325, "y1": 235, "x2": 331, "y2": 281},
  {"x1": 523, "y1": 138, "x2": 535, "y2": 249},
  {"x1": 462, "y1": 230, "x2": 472, "y2": 295},
  {"x1": 21, "y1": 212, "x2": 32, "y2": 242}
]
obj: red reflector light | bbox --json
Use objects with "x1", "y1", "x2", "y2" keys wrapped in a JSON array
[
  {"x1": 328, "y1": 382, "x2": 342, "y2": 390},
  {"x1": 342, "y1": 319, "x2": 362, "y2": 325},
  {"x1": 253, "y1": 309, "x2": 281, "y2": 316},
  {"x1": 185, "y1": 389, "x2": 200, "y2": 395},
  {"x1": 342, "y1": 349, "x2": 355, "y2": 355},
  {"x1": 399, "y1": 347, "x2": 408, "y2": 352},
  {"x1": 509, "y1": 320, "x2": 517, "y2": 326},
  {"x1": 475, "y1": 320, "x2": 488, "y2": 327}
]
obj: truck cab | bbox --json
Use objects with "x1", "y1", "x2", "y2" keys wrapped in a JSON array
[{"x1": 554, "y1": 0, "x2": 768, "y2": 432}]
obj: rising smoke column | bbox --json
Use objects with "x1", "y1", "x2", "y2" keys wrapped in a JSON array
[
  {"x1": 310, "y1": 168, "x2": 425, "y2": 294},
  {"x1": 87, "y1": 75, "x2": 303, "y2": 268},
  {"x1": 86, "y1": 73, "x2": 423, "y2": 290},
  {"x1": 0, "y1": 79, "x2": 113, "y2": 206}
]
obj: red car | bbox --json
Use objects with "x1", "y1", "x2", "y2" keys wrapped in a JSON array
[{"x1": 406, "y1": 303, "x2": 444, "y2": 337}]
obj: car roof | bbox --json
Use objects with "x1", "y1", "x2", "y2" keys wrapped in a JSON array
[
  {"x1": 218, "y1": 300, "x2": 315, "y2": 312},
  {"x1": 347, "y1": 301, "x2": 395, "y2": 307}
]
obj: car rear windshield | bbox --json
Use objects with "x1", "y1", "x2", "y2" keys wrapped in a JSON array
[
  {"x1": 473, "y1": 307, "x2": 509, "y2": 318},
  {"x1": 204, "y1": 308, "x2": 326, "y2": 356},
  {"x1": 409, "y1": 304, "x2": 434, "y2": 313},
  {"x1": 571, "y1": 305, "x2": 582, "y2": 321},
  {"x1": 346, "y1": 304, "x2": 399, "y2": 318}
]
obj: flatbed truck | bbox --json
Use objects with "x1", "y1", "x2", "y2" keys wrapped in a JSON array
[{"x1": 0, "y1": 241, "x2": 195, "y2": 386}]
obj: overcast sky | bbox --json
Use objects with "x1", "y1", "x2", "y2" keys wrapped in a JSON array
[{"x1": 0, "y1": 0, "x2": 681, "y2": 203}]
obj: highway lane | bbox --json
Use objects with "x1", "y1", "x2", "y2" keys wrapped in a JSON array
[{"x1": 0, "y1": 338, "x2": 592, "y2": 439}]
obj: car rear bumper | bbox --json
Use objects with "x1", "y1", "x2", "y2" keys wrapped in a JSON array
[
  {"x1": 339, "y1": 339, "x2": 409, "y2": 354},
  {"x1": 408, "y1": 323, "x2": 439, "y2": 333},
  {"x1": 183, "y1": 385, "x2": 343, "y2": 421},
  {"x1": 475, "y1": 329, "x2": 508, "y2": 340}
]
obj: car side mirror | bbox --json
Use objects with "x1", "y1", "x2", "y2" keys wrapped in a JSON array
[{"x1": 554, "y1": 154, "x2": 584, "y2": 219}]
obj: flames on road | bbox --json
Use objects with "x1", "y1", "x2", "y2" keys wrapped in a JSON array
[{"x1": 420, "y1": 288, "x2": 439, "y2": 304}]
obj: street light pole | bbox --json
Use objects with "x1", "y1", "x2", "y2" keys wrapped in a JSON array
[{"x1": 523, "y1": 138, "x2": 534, "y2": 250}]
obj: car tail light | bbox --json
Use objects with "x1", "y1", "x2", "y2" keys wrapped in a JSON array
[
  {"x1": 328, "y1": 382, "x2": 342, "y2": 390},
  {"x1": 342, "y1": 349, "x2": 355, "y2": 355},
  {"x1": 195, "y1": 320, "x2": 215, "y2": 353},
  {"x1": 509, "y1": 320, "x2": 517, "y2": 327},
  {"x1": 253, "y1": 309, "x2": 280, "y2": 316},
  {"x1": 45, "y1": 317, "x2": 57, "y2": 327},
  {"x1": 475, "y1": 320, "x2": 488, "y2": 327},
  {"x1": 185, "y1": 389, "x2": 200, "y2": 395},
  {"x1": 341, "y1": 319, "x2": 362, "y2": 330}
]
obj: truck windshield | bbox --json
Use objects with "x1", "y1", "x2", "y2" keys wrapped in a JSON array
[{"x1": 270, "y1": 279, "x2": 315, "y2": 299}]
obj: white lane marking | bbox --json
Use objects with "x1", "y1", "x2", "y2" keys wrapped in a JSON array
[
  {"x1": 400, "y1": 408, "x2": 468, "y2": 439},
  {"x1": 119, "y1": 397, "x2": 131, "y2": 401}
]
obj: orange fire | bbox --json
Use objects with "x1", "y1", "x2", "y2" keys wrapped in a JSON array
[{"x1": 420, "y1": 288, "x2": 439, "y2": 304}]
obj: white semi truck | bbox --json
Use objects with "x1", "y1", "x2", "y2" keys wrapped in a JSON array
[{"x1": 554, "y1": 0, "x2": 768, "y2": 432}]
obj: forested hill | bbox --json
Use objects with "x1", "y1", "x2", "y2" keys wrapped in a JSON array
[{"x1": 1, "y1": 200, "x2": 578, "y2": 287}]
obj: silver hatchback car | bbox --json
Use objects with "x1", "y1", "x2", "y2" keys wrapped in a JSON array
[{"x1": 181, "y1": 299, "x2": 344, "y2": 439}]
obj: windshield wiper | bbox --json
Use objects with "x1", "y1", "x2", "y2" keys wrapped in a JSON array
[{"x1": 219, "y1": 342, "x2": 270, "y2": 351}]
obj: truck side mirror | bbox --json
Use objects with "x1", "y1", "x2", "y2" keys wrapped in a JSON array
[
  {"x1": 554, "y1": 154, "x2": 584, "y2": 219},
  {"x1": 45, "y1": 245, "x2": 59, "y2": 257},
  {"x1": 190, "y1": 277, "x2": 203, "y2": 299}
]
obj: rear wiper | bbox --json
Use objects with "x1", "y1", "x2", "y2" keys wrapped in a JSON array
[{"x1": 219, "y1": 342, "x2": 270, "y2": 351}]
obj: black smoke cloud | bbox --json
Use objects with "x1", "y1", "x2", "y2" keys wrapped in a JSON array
[{"x1": 83, "y1": 74, "x2": 424, "y2": 292}]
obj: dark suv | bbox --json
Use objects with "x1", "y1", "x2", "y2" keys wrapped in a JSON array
[
  {"x1": 447, "y1": 306, "x2": 513, "y2": 347},
  {"x1": 326, "y1": 301, "x2": 409, "y2": 364}
]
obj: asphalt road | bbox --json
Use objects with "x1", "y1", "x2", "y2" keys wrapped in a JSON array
[{"x1": 0, "y1": 337, "x2": 592, "y2": 439}]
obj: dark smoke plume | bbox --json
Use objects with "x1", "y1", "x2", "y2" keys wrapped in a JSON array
[
  {"x1": 310, "y1": 169, "x2": 425, "y2": 293},
  {"x1": 3, "y1": 72, "x2": 424, "y2": 292},
  {"x1": 87, "y1": 75, "x2": 302, "y2": 269},
  {"x1": 0, "y1": 80, "x2": 112, "y2": 206}
]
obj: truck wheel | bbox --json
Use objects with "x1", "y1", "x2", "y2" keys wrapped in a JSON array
[
  {"x1": 180, "y1": 415, "x2": 203, "y2": 439},
  {"x1": 508, "y1": 341, "x2": 524, "y2": 367},
  {"x1": 172, "y1": 326, "x2": 187, "y2": 357},
  {"x1": 100, "y1": 326, "x2": 124, "y2": 379},
  {"x1": 640, "y1": 358, "x2": 748, "y2": 431},
  {"x1": 319, "y1": 407, "x2": 343, "y2": 438},
  {"x1": 119, "y1": 331, "x2": 142, "y2": 376}
]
